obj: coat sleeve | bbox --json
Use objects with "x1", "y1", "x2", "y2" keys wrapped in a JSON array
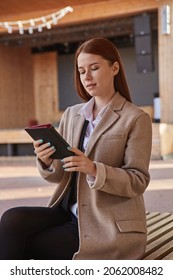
[
  {"x1": 35, "y1": 109, "x2": 69, "y2": 184},
  {"x1": 87, "y1": 112, "x2": 152, "y2": 198}
]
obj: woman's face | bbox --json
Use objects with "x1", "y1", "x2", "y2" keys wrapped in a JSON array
[{"x1": 77, "y1": 52, "x2": 119, "y2": 101}]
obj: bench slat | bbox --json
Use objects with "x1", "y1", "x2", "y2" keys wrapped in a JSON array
[
  {"x1": 147, "y1": 221, "x2": 173, "y2": 244},
  {"x1": 143, "y1": 211, "x2": 173, "y2": 260},
  {"x1": 147, "y1": 212, "x2": 171, "y2": 227},
  {"x1": 147, "y1": 215, "x2": 173, "y2": 235},
  {"x1": 162, "y1": 251, "x2": 173, "y2": 260},
  {"x1": 0, "y1": 130, "x2": 32, "y2": 144},
  {"x1": 146, "y1": 212, "x2": 160, "y2": 221},
  {"x1": 144, "y1": 230, "x2": 173, "y2": 257},
  {"x1": 143, "y1": 239, "x2": 173, "y2": 259}
]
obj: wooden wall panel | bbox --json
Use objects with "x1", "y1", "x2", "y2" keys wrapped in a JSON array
[
  {"x1": 0, "y1": 46, "x2": 35, "y2": 128},
  {"x1": 158, "y1": 0, "x2": 173, "y2": 123},
  {"x1": 33, "y1": 52, "x2": 60, "y2": 125}
]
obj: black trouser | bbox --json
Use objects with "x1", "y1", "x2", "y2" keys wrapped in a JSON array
[{"x1": 0, "y1": 205, "x2": 79, "y2": 260}]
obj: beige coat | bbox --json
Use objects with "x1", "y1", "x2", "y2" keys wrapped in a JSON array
[{"x1": 37, "y1": 92, "x2": 152, "y2": 260}]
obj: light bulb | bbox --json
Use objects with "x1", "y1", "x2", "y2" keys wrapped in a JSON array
[
  {"x1": 30, "y1": 19, "x2": 35, "y2": 26},
  {"x1": 28, "y1": 26, "x2": 33, "y2": 34},
  {"x1": 41, "y1": 17, "x2": 46, "y2": 23},
  {"x1": 18, "y1": 21, "x2": 23, "y2": 28},
  {"x1": 38, "y1": 25, "x2": 43, "y2": 32},
  {"x1": 19, "y1": 28, "x2": 24, "y2": 35},
  {"x1": 7, "y1": 26, "x2": 12, "y2": 34},
  {"x1": 4, "y1": 22, "x2": 9, "y2": 28},
  {"x1": 0, "y1": 6, "x2": 73, "y2": 36},
  {"x1": 52, "y1": 14, "x2": 58, "y2": 25},
  {"x1": 46, "y1": 22, "x2": 51, "y2": 29}
]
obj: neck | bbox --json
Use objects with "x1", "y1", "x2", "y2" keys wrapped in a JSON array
[
  {"x1": 92, "y1": 101, "x2": 107, "y2": 120},
  {"x1": 93, "y1": 93, "x2": 115, "y2": 116}
]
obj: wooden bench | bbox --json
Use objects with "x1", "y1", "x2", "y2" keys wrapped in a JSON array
[
  {"x1": 0, "y1": 127, "x2": 59, "y2": 156},
  {"x1": 0, "y1": 129, "x2": 33, "y2": 156},
  {"x1": 143, "y1": 212, "x2": 173, "y2": 259}
]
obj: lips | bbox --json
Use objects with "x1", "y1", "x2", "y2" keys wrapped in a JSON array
[{"x1": 86, "y1": 83, "x2": 96, "y2": 89}]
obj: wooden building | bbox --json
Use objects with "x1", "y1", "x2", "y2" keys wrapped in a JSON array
[{"x1": 0, "y1": 0, "x2": 173, "y2": 158}]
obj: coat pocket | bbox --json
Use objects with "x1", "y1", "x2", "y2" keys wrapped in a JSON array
[
  {"x1": 115, "y1": 220, "x2": 147, "y2": 234},
  {"x1": 101, "y1": 133, "x2": 125, "y2": 139}
]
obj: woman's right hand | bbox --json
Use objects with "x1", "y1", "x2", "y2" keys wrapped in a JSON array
[{"x1": 33, "y1": 139, "x2": 56, "y2": 167}]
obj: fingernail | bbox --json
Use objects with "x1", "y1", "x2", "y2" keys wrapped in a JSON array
[
  {"x1": 67, "y1": 146, "x2": 71, "y2": 151},
  {"x1": 39, "y1": 139, "x2": 43, "y2": 143},
  {"x1": 47, "y1": 142, "x2": 51, "y2": 146},
  {"x1": 61, "y1": 159, "x2": 64, "y2": 162},
  {"x1": 51, "y1": 146, "x2": 56, "y2": 150}
]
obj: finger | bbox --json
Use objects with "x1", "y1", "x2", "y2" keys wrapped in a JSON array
[
  {"x1": 67, "y1": 147, "x2": 83, "y2": 156},
  {"x1": 35, "y1": 142, "x2": 51, "y2": 153},
  {"x1": 41, "y1": 146, "x2": 56, "y2": 156},
  {"x1": 63, "y1": 162, "x2": 81, "y2": 172},
  {"x1": 33, "y1": 139, "x2": 43, "y2": 148},
  {"x1": 35, "y1": 145, "x2": 56, "y2": 158},
  {"x1": 63, "y1": 167, "x2": 79, "y2": 172},
  {"x1": 62, "y1": 160, "x2": 80, "y2": 168},
  {"x1": 62, "y1": 155, "x2": 81, "y2": 164},
  {"x1": 39, "y1": 142, "x2": 52, "y2": 150}
]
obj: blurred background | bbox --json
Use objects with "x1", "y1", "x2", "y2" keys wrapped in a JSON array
[{"x1": 0, "y1": 1, "x2": 173, "y2": 216}]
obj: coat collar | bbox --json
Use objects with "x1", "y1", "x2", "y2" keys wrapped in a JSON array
[{"x1": 72, "y1": 92, "x2": 126, "y2": 156}]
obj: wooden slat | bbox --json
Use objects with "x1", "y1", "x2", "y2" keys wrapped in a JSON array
[
  {"x1": 146, "y1": 212, "x2": 160, "y2": 221},
  {"x1": 0, "y1": 129, "x2": 32, "y2": 144},
  {"x1": 162, "y1": 251, "x2": 173, "y2": 260},
  {"x1": 147, "y1": 221, "x2": 173, "y2": 244},
  {"x1": 147, "y1": 212, "x2": 171, "y2": 227},
  {"x1": 144, "y1": 230, "x2": 173, "y2": 257},
  {"x1": 147, "y1": 215, "x2": 173, "y2": 235},
  {"x1": 143, "y1": 212, "x2": 173, "y2": 260},
  {"x1": 0, "y1": 46, "x2": 35, "y2": 129},
  {"x1": 33, "y1": 52, "x2": 60, "y2": 125},
  {"x1": 143, "y1": 239, "x2": 173, "y2": 260}
]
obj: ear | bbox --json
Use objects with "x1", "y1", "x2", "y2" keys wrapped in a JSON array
[{"x1": 113, "y1": 61, "x2": 119, "y2": 75}]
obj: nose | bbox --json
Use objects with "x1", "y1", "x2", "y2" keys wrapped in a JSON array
[{"x1": 84, "y1": 69, "x2": 92, "y2": 80}]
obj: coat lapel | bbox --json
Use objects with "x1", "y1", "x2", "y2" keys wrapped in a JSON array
[
  {"x1": 85, "y1": 92, "x2": 126, "y2": 156},
  {"x1": 69, "y1": 92, "x2": 126, "y2": 156}
]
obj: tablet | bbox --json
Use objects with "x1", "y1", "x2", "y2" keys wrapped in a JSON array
[{"x1": 25, "y1": 123, "x2": 75, "y2": 159}]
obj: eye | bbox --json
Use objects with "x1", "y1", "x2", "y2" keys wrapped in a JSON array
[
  {"x1": 78, "y1": 69, "x2": 85, "y2": 75},
  {"x1": 91, "y1": 66, "x2": 99, "y2": 71}
]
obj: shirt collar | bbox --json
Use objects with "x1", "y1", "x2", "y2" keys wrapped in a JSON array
[
  {"x1": 79, "y1": 98, "x2": 95, "y2": 122},
  {"x1": 79, "y1": 97, "x2": 109, "y2": 122}
]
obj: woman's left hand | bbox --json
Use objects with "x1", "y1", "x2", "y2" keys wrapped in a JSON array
[{"x1": 62, "y1": 147, "x2": 96, "y2": 177}]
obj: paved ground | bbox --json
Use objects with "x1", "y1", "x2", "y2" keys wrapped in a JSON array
[{"x1": 0, "y1": 156, "x2": 173, "y2": 217}]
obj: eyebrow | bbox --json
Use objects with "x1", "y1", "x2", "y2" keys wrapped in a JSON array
[{"x1": 78, "y1": 62, "x2": 99, "y2": 69}]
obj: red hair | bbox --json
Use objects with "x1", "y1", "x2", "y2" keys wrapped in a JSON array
[{"x1": 74, "y1": 37, "x2": 132, "y2": 103}]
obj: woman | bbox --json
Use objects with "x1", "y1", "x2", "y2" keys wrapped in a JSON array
[{"x1": 0, "y1": 37, "x2": 152, "y2": 260}]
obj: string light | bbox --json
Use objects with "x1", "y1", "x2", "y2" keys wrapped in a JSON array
[{"x1": 0, "y1": 6, "x2": 73, "y2": 35}]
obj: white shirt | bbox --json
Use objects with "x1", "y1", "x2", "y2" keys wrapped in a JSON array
[
  {"x1": 79, "y1": 97, "x2": 109, "y2": 151},
  {"x1": 70, "y1": 97, "x2": 109, "y2": 217}
]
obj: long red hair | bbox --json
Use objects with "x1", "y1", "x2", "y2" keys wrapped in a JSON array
[{"x1": 74, "y1": 37, "x2": 132, "y2": 103}]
